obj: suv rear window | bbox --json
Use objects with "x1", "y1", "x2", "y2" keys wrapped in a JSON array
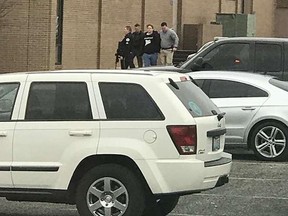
[
  {"x1": 99, "y1": 82, "x2": 164, "y2": 120},
  {"x1": 168, "y1": 80, "x2": 219, "y2": 117}
]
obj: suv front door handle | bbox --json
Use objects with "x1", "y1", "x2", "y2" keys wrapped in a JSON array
[
  {"x1": 69, "y1": 130, "x2": 92, "y2": 137},
  {"x1": 241, "y1": 107, "x2": 256, "y2": 111}
]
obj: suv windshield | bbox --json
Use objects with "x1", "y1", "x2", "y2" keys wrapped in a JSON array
[
  {"x1": 178, "y1": 41, "x2": 216, "y2": 68},
  {"x1": 168, "y1": 80, "x2": 219, "y2": 117}
]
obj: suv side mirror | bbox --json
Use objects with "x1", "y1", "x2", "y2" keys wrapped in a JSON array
[{"x1": 191, "y1": 57, "x2": 204, "y2": 71}]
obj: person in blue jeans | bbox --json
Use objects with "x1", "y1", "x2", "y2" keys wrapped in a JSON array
[{"x1": 142, "y1": 24, "x2": 161, "y2": 67}]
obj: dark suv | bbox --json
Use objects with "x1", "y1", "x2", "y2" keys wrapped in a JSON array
[{"x1": 150, "y1": 37, "x2": 288, "y2": 81}]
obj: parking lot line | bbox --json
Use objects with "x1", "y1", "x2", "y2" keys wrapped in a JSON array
[
  {"x1": 194, "y1": 193, "x2": 288, "y2": 200},
  {"x1": 170, "y1": 214, "x2": 204, "y2": 216},
  {"x1": 232, "y1": 161, "x2": 288, "y2": 165},
  {"x1": 230, "y1": 177, "x2": 288, "y2": 181}
]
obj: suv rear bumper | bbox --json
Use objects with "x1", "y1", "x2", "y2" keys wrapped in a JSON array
[{"x1": 140, "y1": 152, "x2": 232, "y2": 194}]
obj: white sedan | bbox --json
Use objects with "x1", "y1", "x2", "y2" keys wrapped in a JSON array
[{"x1": 189, "y1": 71, "x2": 288, "y2": 161}]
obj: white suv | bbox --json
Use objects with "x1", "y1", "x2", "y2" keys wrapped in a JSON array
[{"x1": 0, "y1": 70, "x2": 231, "y2": 216}]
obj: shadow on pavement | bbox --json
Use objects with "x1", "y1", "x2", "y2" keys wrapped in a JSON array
[
  {"x1": 231, "y1": 153, "x2": 258, "y2": 161},
  {"x1": 225, "y1": 146, "x2": 288, "y2": 162},
  {"x1": 224, "y1": 146, "x2": 258, "y2": 161}
]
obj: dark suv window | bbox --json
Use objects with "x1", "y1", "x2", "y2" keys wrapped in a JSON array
[
  {"x1": 25, "y1": 82, "x2": 92, "y2": 120},
  {"x1": 0, "y1": 83, "x2": 19, "y2": 121},
  {"x1": 99, "y1": 83, "x2": 164, "y2": 120},
  {"x1": 168, "y1": 80, "x2": 219, "y2": 117},
  {"x1": 255, "y1": 44, "x2": 282, "y2": 72},
  {"x1": 205, "y1": 79, "x2": 268, "y2": 98},
  {"x1": 202, "y1": 43, "x2": 250, "y2": 71}
]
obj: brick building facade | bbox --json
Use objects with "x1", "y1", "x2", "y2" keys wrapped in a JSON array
[{"x1": 0, "y1": 0, "x2": 287, "y2": 72}]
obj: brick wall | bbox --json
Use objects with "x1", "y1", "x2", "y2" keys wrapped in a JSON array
[
  {"x1": 0, "y1": 0, "x2": 284, "y2": 72},
  {"x1": 0, "y1": 0, "x2": 29, "y2": 73},
  {"x1": 253, "y1": 0, "x2": 276, "y2": 37},
  {"x1": 62, "y1": 0, "x2": 99, "y2": 69},
  {"x1": 100, "y1": 0, "x2": 142, "y2": 69},
  {"x1": 62, "y1": 0, "x2": 173, "y2": 69},
  {"x1": 0, "y1": 0, "x2": 54, "y2": 73}
]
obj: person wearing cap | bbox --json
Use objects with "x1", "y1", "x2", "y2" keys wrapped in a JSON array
[{"x1": 159, "y1": 22, "x2": 179, "y2": 66}]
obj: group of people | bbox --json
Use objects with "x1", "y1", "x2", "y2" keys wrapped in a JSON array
[{"x1": 116, "y1": 22, "x2": 179, "y2": 69}]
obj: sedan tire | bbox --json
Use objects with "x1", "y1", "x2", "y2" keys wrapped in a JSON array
[{"x1": 250, "y1": 121, "x2": 288, "y2": 161}]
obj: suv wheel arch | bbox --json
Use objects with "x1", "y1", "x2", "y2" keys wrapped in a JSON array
[{"x1": 67, "y1": 154, "x2": 152, "y2": 204}]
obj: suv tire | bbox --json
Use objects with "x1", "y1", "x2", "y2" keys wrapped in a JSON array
[
  {"x1": 250, "y1": 121, "x2": 288, "y2": 161},
  {"x1": 75, "y1": 164, "x2": 146, "y2": 216}
]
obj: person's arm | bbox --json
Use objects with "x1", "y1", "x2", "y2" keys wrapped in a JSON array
[
  {"x1": 128, "y1": 34, "x2": 134, "y2": 54},
  {"x1": 117, "y1": 38, "x2": 125, "y2": 56},
  {"x1": 140, "y1": 32, "x2": 145, "y2": 55},
  {"x1": 155, "y1": 32, "x2": 161, "y2": 53},
  {"x1": 170, "y1": 30, "x2": 179, "y2": 50}
]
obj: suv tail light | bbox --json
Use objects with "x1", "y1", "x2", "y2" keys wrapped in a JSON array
[{"x1": 167, "y1": 125, "x2": 197, "y2": 155}]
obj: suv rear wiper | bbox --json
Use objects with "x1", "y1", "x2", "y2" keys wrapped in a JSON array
[
  {"x1": 189, "y1": 76, "x2": 198, "y2": 86},
  {"x1": 217, "y1": 112, "x2": 226, "y2": 121},
  {"x1": 169, "y1": 78, "x2": 179, "y2": 89},
  {"x1": 211, "y1": 110, "x2": 226, "y2": 121}
]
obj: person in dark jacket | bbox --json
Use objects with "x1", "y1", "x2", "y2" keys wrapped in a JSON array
[
  {"x1": 142, "y1": 24, "x2": 161, "y2": 67},
  {"x1": 116, "y1": 26, "x2": 135, "y2": 69},
  {"x1": 132, "y1": 23, "x2": 145, "y2": 68}
]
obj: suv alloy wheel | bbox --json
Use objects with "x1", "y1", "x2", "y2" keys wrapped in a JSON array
[{"x1": 75, "y1": 164, "x2": 146, "y2": 216}]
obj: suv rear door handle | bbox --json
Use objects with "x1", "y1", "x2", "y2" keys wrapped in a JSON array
[
  {"x1": 241, "y1": 107, "x2": 256, "y2": 111},
  {"x1": 0, "y1": 131, "x2": 7, "y2": 137},
  {"x1": 69, "y1": 130, "x2": 92, "y2": 137}
]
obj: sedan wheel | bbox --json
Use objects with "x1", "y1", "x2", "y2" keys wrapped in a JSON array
[{"x1": 251, "y1": 122, "x2": 288, "y2": 161}]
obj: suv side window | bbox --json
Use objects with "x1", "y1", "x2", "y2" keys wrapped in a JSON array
[
  {"x1": 255, "y1": 43, "x2": 282, "y2": 72},
  {"x1": 25, "y1": 82, "x2": 92, "y2": 120},
  {"x1": 99, "y1": 82, "x2": 164, "y2": 120},
  {"x1": 206, "y1": 79, "x2": 268, "y2": 98},
  {"x1": 0, "y1": 83, "x2": 19, "y2": 121},
  {"x1": 202, "y1": 43, "x2": 250, "y2": 71}
]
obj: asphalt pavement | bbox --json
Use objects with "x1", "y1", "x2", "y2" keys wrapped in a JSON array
[
  {"x1": 171, "y1": 148, "x2": 288, "y2": 216},
  {"x1": 1, "y1": 148, "x2": 288, "y2": 216}
]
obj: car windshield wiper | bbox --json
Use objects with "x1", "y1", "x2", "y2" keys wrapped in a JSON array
[
  {"x1": 168, "y1": 78, "x2": 179, "y2": 89},
  {"x1": 189, "y1": 76, "x2": 198, "y2": 86},
  {"x1": 211, "y1": 110, "x2": 226, "y2": 121}
]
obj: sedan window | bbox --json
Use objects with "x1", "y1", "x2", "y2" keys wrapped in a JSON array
[
  {"x1": 207, "y1": 79, "x2": 268, "y2": 98},
  {"x1": 269, "y1": 78, "x2": 288, "y2": 92}
]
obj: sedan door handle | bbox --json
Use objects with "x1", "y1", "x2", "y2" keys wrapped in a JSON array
[
  {"x1": 0, "y1": 131, "x2": 7, "y2": 137},
  {"x1": 241, "y1": 107, "x2": 256, "y2": 111},
  {"x1": 69, "y1": 130, "x2": 92, "y2": 137}
]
